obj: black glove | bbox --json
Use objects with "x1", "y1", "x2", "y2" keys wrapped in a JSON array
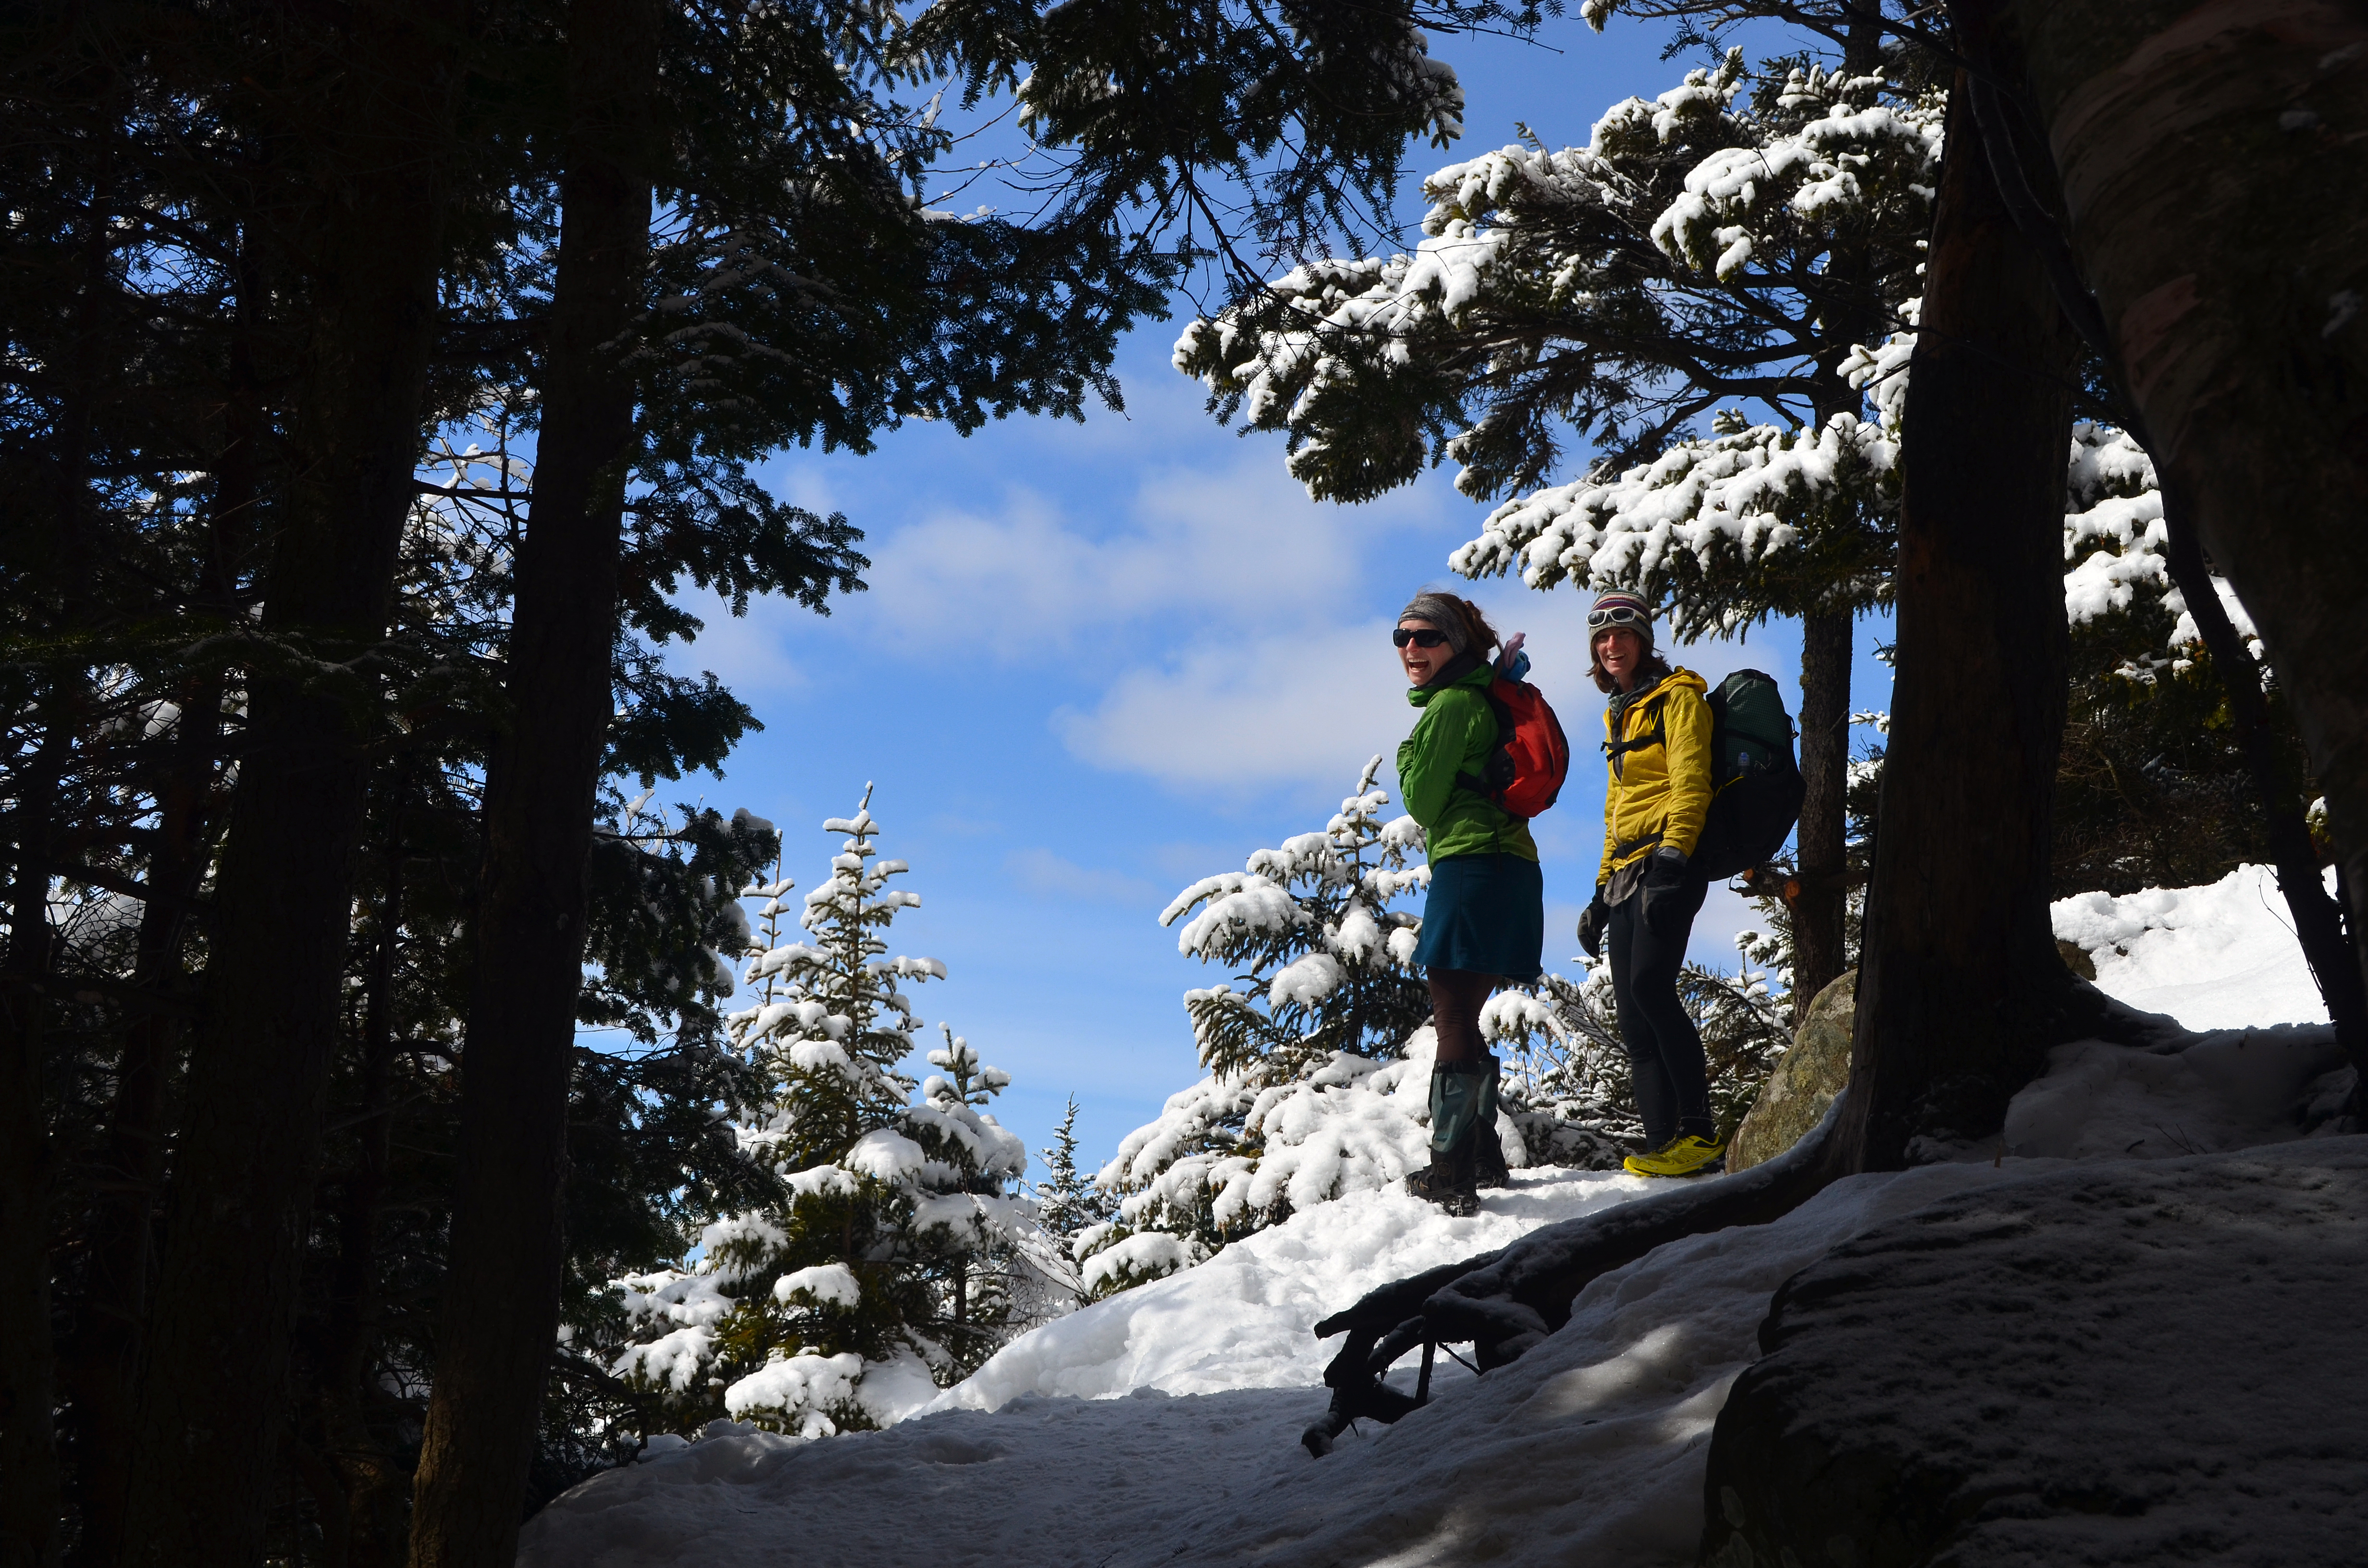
[
  {"x1": 1577, "y1": 887, "x2": 1609, "y2": 959},
  {"x1": 1640, "y1": 847, "x2": 1690, "y2": 939}
]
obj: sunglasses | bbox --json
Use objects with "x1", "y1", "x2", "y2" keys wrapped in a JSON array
[
  {"x1": 1587, "y1": 603, "x2": 1650, "y2": 631},
  {"x1": 1392, "y1": 627, "x2": 1451, "y2": 649}
]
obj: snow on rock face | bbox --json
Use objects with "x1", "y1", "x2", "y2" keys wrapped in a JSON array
[
  {"x1": 525, "y1": 868, "x2": 2347, "y2": 1568},
  {"x1": 2005, "y1": 1026, "x2": 2348, "y2": 1162},
  {"x1": 1703, "y1": 1139, "x2": 2368, "y2": 1568},
  {"x1": 1140, "y1": 1164, "x2": 2035, "y2": 1568},
  {"x1": 2052, "y1": 864, "x2": 2332, "y2": 1030}
]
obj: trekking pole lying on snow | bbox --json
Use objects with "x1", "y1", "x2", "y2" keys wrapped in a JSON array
[{"x1": 1300, "y1": 1093, "x2": 1860, "y2": 1458}]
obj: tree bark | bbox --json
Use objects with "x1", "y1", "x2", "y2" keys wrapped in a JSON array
[
  {"x1": 1780, "y1": 6, "x2": 1882, "y2": 1028},
  {"x1": 1830, "y1": 65, "x2": 2085, "y2": 1172},
  {"x1": 1, "y1": 714, "x2": 72, "y2": 1568},
  {"x1": 2159, "y1": 479, "x2": 2368, "y2": 1073},
  {"x1": 1789, "y1": 610, "x2": 1852, "y2": 1027},
  {"x1": 2010, "y1": 0, "x2": 2368, "y2": 1092},
  {"x1": 71, "y1": 231, "x2": 253, "y2": 1568},
  {"x1": 65, "y1": 674, "x2": 223, "y2": 1568},
  {"x1": 315, "y1": 767, "x2": 408, "y2": 1568},
  {"x1": 406, "y1": 4, "x2": 655, "y2": 1562},
  {"x1": 119, "y1": 9, "x2": 467, "y2": 1565}
]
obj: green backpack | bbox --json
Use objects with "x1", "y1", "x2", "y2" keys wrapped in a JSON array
[{"x1": 1693, "y1": 670, "x2": 1805, "y2": 881}]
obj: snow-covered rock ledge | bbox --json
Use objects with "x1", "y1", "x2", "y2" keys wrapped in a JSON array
[
  {"x1": 519, "y1": 868, "x2": 2353, "y2": 1568},
  {"x1": 1703, "y1": 1138, "x2": 2368, "y2": 1567}
]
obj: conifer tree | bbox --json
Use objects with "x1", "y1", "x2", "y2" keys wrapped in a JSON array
[
  {"x1": 1035, "y1": 1097, "x2": 1112, "y2": 1243},
  {"x1": 1177, "y1": 49, "x2": 1938, "y2": 1016},
  {"x1": 607, "y1": 788, "x2": 1033, "y2": 1437},
  {"x1": 1077, "y1": 761, "x2": 1437, "y2": 1290},
  {"x1": 1159, "y1": 756, "x2": 1431, "y2": 1083}
]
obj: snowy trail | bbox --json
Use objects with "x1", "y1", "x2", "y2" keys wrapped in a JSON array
[
  {"x1": 521, "y1": 1165, "x2": 2028, "y2": 1568},
  {"x1": 522, "y1": 868, "x2": 2346, "y2": 1568},
  {"x1": 924, "y1": 1164, "x2": 1652, "y2": 1409}
]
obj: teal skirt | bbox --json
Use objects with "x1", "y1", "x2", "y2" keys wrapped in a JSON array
[{"x1": 1412, "y1": 853, "x2": 1544, "y2": 981}]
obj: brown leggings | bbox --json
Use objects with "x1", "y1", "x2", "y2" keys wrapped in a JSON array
[{"x1": 1427, "y1": 968, "x2": 1500, "y2": 1064}]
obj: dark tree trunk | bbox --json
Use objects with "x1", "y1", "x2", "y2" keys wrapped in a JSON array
[
  {"x1": 5, "y1": 115, "x2": 115, "y2": 1567},
  {"x1": 1780, "y1": 6, "x2": 1883, "y2": 1027},
  {"x1": 2159, "y1": 482, "x2": 2368, "y2": 1072},
  {"x1": 119, "y1": 9, "x2": 467, "y2": 1565},
  {"x1": 314, "y1": 768, "x2": 408, "y2": 1568},
  {"x1": 2011, "y1": 0, "x2": 2368, "y2": 1093},
  {"x1": 1830, "y1": 66, "x2": 2084, "y2": 1172},
  {"x1": 1789, "y1": 609, "x2": 1852, "y2": 1027},
  {"x1": 406, "y1": 4, "x2": 655, "y2": 1562},
  {"x1": 65, "y1": 674, "x2": 223, "y2": 1568},
  {"x1": 70, "y1": 234, "x2": 253, "y2": 1568},
  {"x1": 1, "y1": 716, "x2": 71, "y2": 1568}
]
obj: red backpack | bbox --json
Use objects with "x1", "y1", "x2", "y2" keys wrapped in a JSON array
[{"x1": 1454, "y1": 677, "x2": 1571, "y2": 819}]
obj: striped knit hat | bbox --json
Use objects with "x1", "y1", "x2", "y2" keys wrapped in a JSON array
[{"x1": 1588, "y1": 588, "x2": 1654, "y2": 647}]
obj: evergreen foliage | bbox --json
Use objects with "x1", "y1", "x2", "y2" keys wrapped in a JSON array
[
  {"x1": 1035, "y1": 1096, "x2": 1113, "y2": 1242},
  {"x1": 1159, "y1": 756, "x2": 1432, "y2": 1082},
  {"x1": 605, "y1": 790, "x2": 1039, "y2": 1439}
]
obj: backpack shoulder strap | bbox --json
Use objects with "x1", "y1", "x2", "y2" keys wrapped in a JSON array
[
  {"x1": 1603, "y1": 692, "x2": 1667, "y2": 760},
  {"x1": 1452, "y1": 680, "x2": 1518, "y2": 801}
]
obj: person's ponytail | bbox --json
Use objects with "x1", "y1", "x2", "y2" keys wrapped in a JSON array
[{"x1": 1445, "y1": 594, "x2": 1500, "y2": 657}]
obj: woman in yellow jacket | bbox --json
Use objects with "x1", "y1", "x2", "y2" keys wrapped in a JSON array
[{"x1": 1572, "y1": 590, "x2": 1724, "y2": 1178}]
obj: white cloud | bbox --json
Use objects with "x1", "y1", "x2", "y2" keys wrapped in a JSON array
[
  {"x1": 852, "y1": 454, "x2": 1443, "y2": 657},
  {"x1": 664, "y1": 606, "x2": 810, "y2": 696},
  {"x1": 1053, "y1": 622, "x2": 1413, "y2": 796},
  {"x1": 1005, "y1": 848, "x2": 1162, "y2": 907}
]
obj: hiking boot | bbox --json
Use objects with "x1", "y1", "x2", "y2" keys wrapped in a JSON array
[
  {"x1": 1474, "y1": 1129, "x2": 1511, "y2": 1191},
  {"x1": 1405, "y1": 1154, "x2": 1481, "y2": 1216},
  {"x1": 1622, "y1": 1133, "x2": 1727, "y2": 1178}
]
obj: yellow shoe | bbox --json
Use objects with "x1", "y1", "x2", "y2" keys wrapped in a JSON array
[{"x1": 1623, "y1": 1134, "x2": 1727, "y2": 1178}]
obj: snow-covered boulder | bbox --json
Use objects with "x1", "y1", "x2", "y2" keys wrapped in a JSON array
[{"x1": 1703, "y1": 1139, "x2": 2368, "y2": 1567}]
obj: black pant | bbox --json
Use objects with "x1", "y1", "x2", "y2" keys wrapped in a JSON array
[
  {"x1": 1427, "y1": 969, "x2": 1498, "y2": 1065},
  {"x1": 1607, "y1": 876, "x2": 1711, "y2": 1148}
]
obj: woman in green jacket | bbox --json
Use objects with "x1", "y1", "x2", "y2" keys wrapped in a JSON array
[{"x1": 1392, "y1": 591, "x2": 1542, "y2": 1216}]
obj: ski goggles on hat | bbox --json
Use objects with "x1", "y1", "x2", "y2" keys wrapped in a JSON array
[
  {"x1": 1587, "y1": 602, "x2": 1650, "y2": 630},
  {"x1": 1392, "y1": 626, "x2": 1452, "y2": 648}
]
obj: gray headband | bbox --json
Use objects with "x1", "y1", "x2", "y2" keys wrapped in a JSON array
[{"x1": 1398, "y1": 593, "x2": 1469, "y2": 653}]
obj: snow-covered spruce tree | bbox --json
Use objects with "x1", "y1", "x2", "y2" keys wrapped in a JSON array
[
  {"x1": 1034, "y1": 1097, "x2": 1108, "y2": 1240},
  {"x1": 607, "y1": 788, "x2": 1035, "y2": 1438},
  {"x1": 1076, "y1": 760, "x2": 1468, "y2": 1295},
  {"x1": 1177, "y1": 49, "x2": 1941, "y2": 1018},
  {"x1": 1075, "y1": 767, "x2": 1420, "y2": 1298},
  {"x1": 1020, "y1": 1097, "x2": 1112, "y2": 1311},
  {"x1": 1164, "y1": 755, "x2": 1432, "y2": 1082}
]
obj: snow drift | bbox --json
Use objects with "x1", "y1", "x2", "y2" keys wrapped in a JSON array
[{"x1": 520, "y1": 868, "x2": 2351, "y2": 1568}]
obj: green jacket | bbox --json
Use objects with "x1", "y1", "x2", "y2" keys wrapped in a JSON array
[{"x1": 1397, "y1": 662, "x2": 1539, "y2": 864}]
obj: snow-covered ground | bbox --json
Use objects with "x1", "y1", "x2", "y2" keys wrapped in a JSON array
[
  {"x1": 926, "y1": 1163, "x2": 1650, "y2": 1410},
  {"x1": 521, "y1": 869, "x2": 2351, "y2": 1568},
  {"x1": 2052, "y1": 862, "x2": 2334, "y2": 1029}
]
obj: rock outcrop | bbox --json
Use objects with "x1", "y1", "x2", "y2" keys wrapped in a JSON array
[
  {"x1": 1699, "y1": 1139, "x2": 2368, "y2": 1567},
  {"x1": 1727, "y1": 969, "x2": 1854, "y2": 1173}
]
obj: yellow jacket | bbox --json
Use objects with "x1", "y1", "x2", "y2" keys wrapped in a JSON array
[{"x1": 1597, "y1": 667, "x2": 1714, "y2": 884}]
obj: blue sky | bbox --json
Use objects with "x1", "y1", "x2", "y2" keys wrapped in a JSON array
[{"x1": 660, "y1": 12, "x2": 1894, "y2": 1176}]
